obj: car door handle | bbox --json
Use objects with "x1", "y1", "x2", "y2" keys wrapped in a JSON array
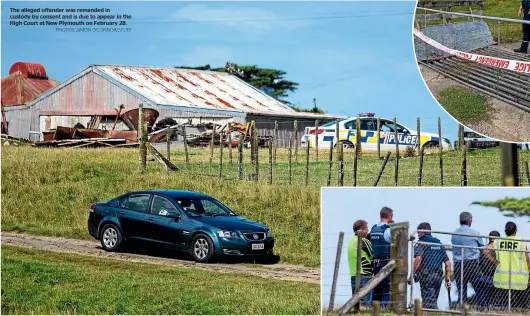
[
  {"x1": 148, "y1": 216, "x2": 156, "y2": 221},
  {"x1": 119, "y1": 211, "x2": 125, "y2": 215}
]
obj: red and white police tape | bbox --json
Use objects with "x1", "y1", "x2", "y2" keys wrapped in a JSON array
[{"x1": 413, "y1": 28, "x2": 530, "y2": 73}]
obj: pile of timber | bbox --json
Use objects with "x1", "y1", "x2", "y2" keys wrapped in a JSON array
[{"x1": 33, "y1": 138, "x2": 139, "y2": 148}]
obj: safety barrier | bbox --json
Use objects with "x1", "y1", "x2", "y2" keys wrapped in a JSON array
[{"x1": 409, "y1": 230, "x2": 530, "y2": 314}]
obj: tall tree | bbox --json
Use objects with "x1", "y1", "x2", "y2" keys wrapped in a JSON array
[
  {"x1": 175, "y1": 63, "x2": 323, "y2": 114},
  {"x1": 472, "y1": 197, "x2": 530, "y2": 218}
]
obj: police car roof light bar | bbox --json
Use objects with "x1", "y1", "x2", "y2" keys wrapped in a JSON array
[{"x1": 358, "y1": 112, "x2": 375, "y2": 117}]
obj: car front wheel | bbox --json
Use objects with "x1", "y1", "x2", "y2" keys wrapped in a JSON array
[
  {"x1": 100, "y1": 224, "x2": 123, "y2": 251},
  {"x1": 190, "y1": 234, "x2": 214, "y2": 262}
]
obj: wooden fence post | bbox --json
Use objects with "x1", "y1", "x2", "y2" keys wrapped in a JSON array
[
  {"x1": 416, "y1": 117, "x2": 421, "y2": 156},
  {"x1": 238, "y1": 136, "x2": 243, "y2": 180},
  {"x1": 418, "y1": 147, "x2": 424, "y2": 186},
  {"x1": 315, "y1": 120, "x2": 319, "y2": 162},
  {"x1": 209, "y1": 125, "x2": 215, "y2": 165},
  {"x1": 268, "y1": 137, "x2": 273, "y2": 185},
  {"x1": 372, "y1": 301, "x2": 381, "y2": 316},
  {"x1": 228, "y1": 123, "x2": 233, "y2": 165},
  {"x1": 338, "y1": 142, "x2": 344, "y2": 186},
  {"x1": 393, "y1": 117, "x2": 399, "y2": 186},
  {"x1": 219, "y1": 132, "x2": 223, "y2": 180},
  {"x1": 353, "y1": 145, "x2": 358, "y2": 186},
  {"x1": 254, "y1": 122, "x2": 259, "y2": 181},
  {"x1": 390, "y1": 222, "x2": 409, "y2": 315},
  {"x1": 461, "y1": 145, "x2": 468, "y2": 186},
  {"x1": 183, "y1": 125, "x2": 189, "y2": 167},
  {"x1": 501, "y1": 143, "x2": 519, "y2": 186},
  {"x1": 328, "y1": 231, "x2": 344, "y2": 313},
  {"x1": 335, "y1": 119, "x2": 340, "y2": 162},
  {"x1": 273, "y1": 121, "x2": 278, "y2": 164},
  {"x1": 354, "y1": 117, "x2": 361, "y2": 159},
  {"x1": 374, "y1": 152, "x2": 391, "y2": 186},
  {"x1": 438, "y1": 117, "x2": 444, "y2": 186},
  {"x1": 305, "y1": 139, "x2": 310, "y2": 186},
  {"x1": 138, "y1": 103, "x2": 147, "y2": 171},
  {"x1": 414, "y1": 298, "x2": 422, "y2": 316},
  {"x1": 327, "y1": 138, "x2": 333, "y2": 186},
  {"x1": 294, "y1": 120, "x2": 298, "y2": 164},
  {"x1": 166, "y1": 126, "x2": 171, "y2": 162},
  {"x1": 288, "y1": 138, "x2": 292, "y2": 185},
  {"x1": 458, "y1": 124, "x2": 464, "y2": 149},
  {"x1": 377, "y1": 117, "x2": 381, "y2": 159}
]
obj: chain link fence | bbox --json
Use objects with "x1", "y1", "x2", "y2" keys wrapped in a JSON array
[{"x1": 409, "y1": 230, "x2": 530, "y2": 314}]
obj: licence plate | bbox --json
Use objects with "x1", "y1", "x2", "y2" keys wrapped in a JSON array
[{"x1": 252, "y1": 243, "x2": 264, "y2": 250}]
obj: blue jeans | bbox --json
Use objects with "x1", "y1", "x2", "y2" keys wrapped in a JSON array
[
  {"x1": 351, "y1": 275, "x2": 372, "y2": 307},
  {"x1": 454, "y1": 260, "x2": 487, "y2": 309},
  {"x1": 373, "y1": 259, "x2": 390, "y2": 307}
]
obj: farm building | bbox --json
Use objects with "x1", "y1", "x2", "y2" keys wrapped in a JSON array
[
  {"x1": 1, "y1": 62, "x2": 60, "y2": 135},
  {"x1": 2, "y1": 63, "x2": 344, "y2": 146}
]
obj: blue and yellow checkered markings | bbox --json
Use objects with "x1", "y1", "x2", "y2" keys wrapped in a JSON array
[{"x1": 322, "y1": 130, "x2": 438, "y2": 146}]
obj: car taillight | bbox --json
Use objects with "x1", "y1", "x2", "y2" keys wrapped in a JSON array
[
  {"x1": 309, "y1": 129, "x2": 324, "y2": 135},
  {"x1": 90, "y1": 203, "x2": 95, "y2": 213}
]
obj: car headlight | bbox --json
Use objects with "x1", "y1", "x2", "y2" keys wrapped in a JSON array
[
  {"x1": 266, "y1": 230, "x2": 273, "y2": 238},
  {"x1": 217, "y1": 230, "x2": 239, "y2": 238}
]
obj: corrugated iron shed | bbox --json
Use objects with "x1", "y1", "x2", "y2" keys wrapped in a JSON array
[
  {"x1": 1, "y1": 62, "x2": 59, "y2": 106},
  {"x1": 95, "y1": 65, "x2": 298, "y2": 115}
]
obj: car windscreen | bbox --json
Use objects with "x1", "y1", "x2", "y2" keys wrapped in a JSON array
[{"x1": 174, "y1": 198, "x2": 235, "y2": 217}]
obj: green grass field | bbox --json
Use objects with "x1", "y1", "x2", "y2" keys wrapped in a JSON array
[
  {"x1": 437, "y1": 86, "x2": 493, "y2": 124},
  {"x1": 417, "y1": 0, "x2": 523, "y2": 43},
  {"x1": 1, "y1": 246, "x2": 319, "y2": 315},
  {"x1": 2, "y1": 146, "x2": 529, "y2": 268}
]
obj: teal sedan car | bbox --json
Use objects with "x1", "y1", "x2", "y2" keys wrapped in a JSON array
[{"x1": 88, "y1": 190, "x2": 274, "y2": 262}]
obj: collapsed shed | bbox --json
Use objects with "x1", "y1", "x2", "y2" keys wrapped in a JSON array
[{"x1": 2, "y1": 63, "x2": 344, "y2": 146}]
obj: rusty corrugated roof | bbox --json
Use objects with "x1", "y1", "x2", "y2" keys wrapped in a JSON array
[
  {"x1": 1, "y1": 62, "x2": 59, "y2": 106},
  {"x1": 95, "y1": 65, "x2": 297, "y2": 115}
]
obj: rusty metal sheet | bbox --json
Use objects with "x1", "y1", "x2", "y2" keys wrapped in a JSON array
[
  {"x1": 96, "y1": 66, "x2": 296, "y2": 115},
  {"x1": 107, "y1": 130, "x2": 137, "y2": 141},
  {"x1": 1, "y1": 62, "x2": 59, "y2": 106},
  {"x1": 120, "y1": 107, "x2": 159, "y2": 131}
]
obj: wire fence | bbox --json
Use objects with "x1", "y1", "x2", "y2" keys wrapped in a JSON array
[
  {"x1": 409, "y1": 231, "x2": 530, "y2": 315},
  {"x1": 151, "y1": 117, "x2": 530, "y2": 187},
  {"x1": 322, "y1": 228, "x2": 530, "y2": 315}
]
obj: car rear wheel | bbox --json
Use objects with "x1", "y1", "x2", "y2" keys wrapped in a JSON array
[
  {"x1": 100, "y1": 224, "x2": 123, "y2": 251},
  {"x1": 336, "y1": 140, "x2": 354, "y2": 149},
  {"x1": 190, "y1": 234, "x2": 214, "y2": 262}
]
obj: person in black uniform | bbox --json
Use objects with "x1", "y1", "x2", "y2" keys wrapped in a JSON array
[
  {"x1": 368, "y1": 206, "x2": 394, "y2": 308},
  {"x1": 408, "y1": 223, "x2": 452, "y2": 310},
  {"x1": 480, "y1": 231, "x2": 501, "y2": 310},
  {"x1": 515, "y1": 0, "x2": 530, "y2": 53}
]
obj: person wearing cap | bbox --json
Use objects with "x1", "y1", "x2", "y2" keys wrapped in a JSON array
[
  {"x1": 408, "y1": 223, "x2": 451, "y2": 310},
  {"x1": 480, "y1": 231, "x2": 502, "y2": 309},
  {"x1": 368, "y1": 206, "x2": 393, "y2": 308},
  {"x1": 451, "y1": 211, "x2": 487, "y2": 311},
  {"x1": 486, "y1": 222, "x2": 530, "y2": 310},
  {"x1": 347, "y1": 220, "x2": 373, "y2": 307},
  {"x1": 515, "y1": 0, "x2": 530, "y2": 54}
]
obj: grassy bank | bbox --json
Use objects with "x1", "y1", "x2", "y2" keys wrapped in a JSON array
[
  {"x1": 1, "y1": 146, "x2": 320, "y2": 266},
  {"x1": 437, "y1": 86, "x2": 493, "y2": 124},
  {"x1": 1, "y1": 246, "x2": 319, "y2": 315}
]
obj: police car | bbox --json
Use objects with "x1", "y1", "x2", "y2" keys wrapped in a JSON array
[{"x1": 300, "y1": 113, "x2": 452, "y2": 151}]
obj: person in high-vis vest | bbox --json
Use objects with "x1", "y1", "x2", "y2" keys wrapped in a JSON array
[
  {"x1": 368, "y1": 206, "x2": 394, "y2": 308},
  {"x1": 347, "y1": 220, "x2": 373, "y2": 307},
  {"x1": 486, "y1": 222, "x2": 530, "y2": 310}
]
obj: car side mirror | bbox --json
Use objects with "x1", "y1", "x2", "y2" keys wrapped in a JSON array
[{"x1": 166, "y1": 211, "x2": 181, "y2": 220}]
